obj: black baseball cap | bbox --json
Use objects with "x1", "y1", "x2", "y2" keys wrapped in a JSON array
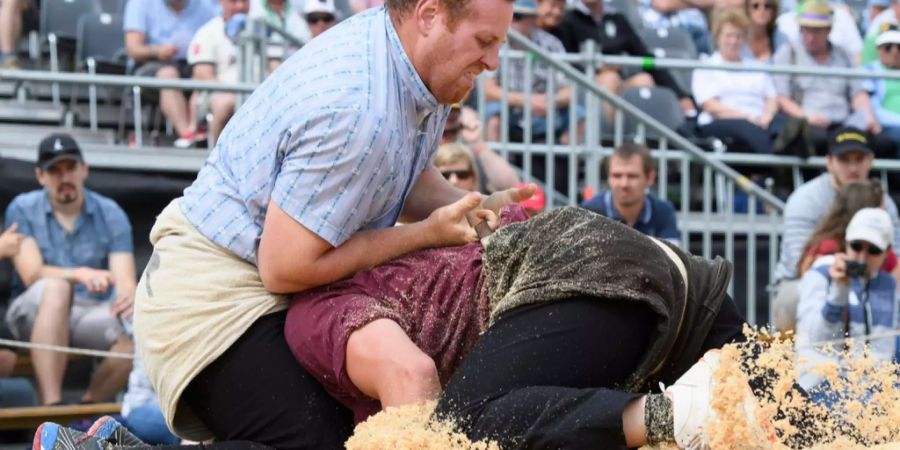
[
  {"x1": 827, "y1": 127, "x2": 872, "y2": 156},
  {"x1": 37, "y1": 133, "x2": 83, "y2": 170}
]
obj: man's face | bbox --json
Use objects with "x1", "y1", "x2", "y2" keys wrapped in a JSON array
[
  {"x1": 800, "y1": 25, "x2": 830, "y2": 54},
  {"x1": 307, "y1": 12, "x2": 336, "y2": 38},
  {"x1": 877, "y1": 43, "x2": 900, "y2": 69},
  {"x1": 437, "y1": 160, "x2": 477, "y2": 191},
  {"x1": 36, "y1": 159, "x2": 88, "y2": 206},
  {"x1": 608, "y1": 155, "x2": 652, "y2": 208},
  {"x1": 510, "y1": 14, "x2": 537, "y2": 36},
  {"x1": 442, "y1": 108, "x2": 463, "y2": 143},
  {"x1": 827, "y1": 151, "x2": 873, "y2": 186},
  {"x1": 536, "y1": 0, "x2": 565, "y2": 29},
  {"x1": 418, "y1": 0, "x2": 512, "y2": 104},
  {"x1": 846, "y1": 239, "x2": 887, "y2": 278},
  {"x1": 221, "y1": 0, "x2": 250, "y2": 20}
]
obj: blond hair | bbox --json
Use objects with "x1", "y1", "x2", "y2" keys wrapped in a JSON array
[
  {"x1": 435, "y1": 143, "x2": 480, "y2": 185},
  {"x1": 712, "y1": 10, "x2": 751, "y2": 41}
]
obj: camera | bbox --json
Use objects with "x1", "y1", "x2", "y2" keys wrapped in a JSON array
[{"x1": 845, "y1": 260, "x2": 867, "y2": 278}]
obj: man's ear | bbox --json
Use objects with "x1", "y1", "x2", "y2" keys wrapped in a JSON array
[
  {"x1": 414, "y1": 0, "x2": 440, "y2": 33},
  {"x1": 34, "y1": 167, "x2": 46, "y2": 187},
  {"x1": 646, "y1": 169, "x2": 657, "y2": 188}
]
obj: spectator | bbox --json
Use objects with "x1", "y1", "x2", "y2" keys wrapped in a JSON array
[
  {"x1": 744, "y1": 0, "x2": 787, "y2": 61},
  {"x1": 776, "y1": 0, "x2": 863, "y2": 63},
  {"x1": 248, "y1": 0, "x2": 309, "y2": 68},
  {"x1": 544, "y1": 0, "x2": 694, "y2": 116},
  {"x1": 124, "y1": 0, "x2": 217, "y2": 148},
  {"x1": 862, "y1": 0, "x2": 900, "y2": 63},
  {"x1": 638, "y1": 0, "x2": 714, "y2": 55},
  {"x1": 862, "y1": 25, "x2": 900, "y2": 149},
  {"x1": 304, "y1": 0, "x2": 338, "y2": 39},
  {"x1": 121, "y1": 354, "x2": 180, "y2": 445},
  {"x1": 0, "y1": 224, "x2": 24, "y2": 377},
  {"x1": 0, "y1": 0, "x2": 35, "y2": 69},
  {"x1": 797, "y1": 179, "x2": 895, "y2": 276},
  {"x1": 581, "y1": 143, "x2": 681, "y2": 246},
  {"x1": 188, "y1": 0, "x2": 250, "y2": 146},
  {"x1": 435, "y1": 143, "x2": 481, "y2": 192},
  {"x1": 483, "y1": 0, "x2": 582, "y2": 145},
  {"x1": 795, "y1": 207, "x2": 900, "y2": 403},
  {"x1": 3, "y1": 133, "x2": 135, "y2": 405},
  {"x1": 863, "y1": 0, "x2": 891, "y2": 30},
  {"x1": 773, "y1": 0, "x2": 884, "y2": 157},
  {"x1": 771, "y1": 127, "x2": 900, "y2": 331},
  {"x1": 692, "y1": 11, "x2": 783, "y2": 154},
  {"x1": 441, "y1": 104, "x2": 520, "y2": 194}
]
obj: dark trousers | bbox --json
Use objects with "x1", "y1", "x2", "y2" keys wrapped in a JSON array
[
  {"x1": 698, "y1": 114, "x2": 786, "y2": 154},
  {"x1": 434, "y1": 296, "x2": 746, "y2": 450},
  {"x1": 180, "y1": 311, "x2": 354, "y2": 450}
]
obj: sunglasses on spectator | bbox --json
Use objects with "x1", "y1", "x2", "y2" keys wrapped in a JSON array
[
  {"x1": 307, "y1": 14, "x2": 335, "y2": 24},
  {"x1": 849, "y1": 241, "x2": 884, "y2": 256},
  {"x1": 750, "y1": 2, "x2": 774, "y2": 10},
  {"x1": 879, "y1": 43, "x2": 900, "y2": 52},
  {"x1": 441, "y1": 170, "x2": 474, "y2": 180}
]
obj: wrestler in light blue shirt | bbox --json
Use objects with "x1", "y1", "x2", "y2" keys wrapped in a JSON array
[{"x1": 180, "y1": 7, "x2": 450, "y2": 263}]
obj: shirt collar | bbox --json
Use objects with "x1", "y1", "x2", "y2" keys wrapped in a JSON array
[
  {"x1": 604, "y1": 190, "x2": 653, "y2": 225},
  {"x1": 384, "y1": 9, "x2": 439, "y2": 121},
  {"x1": 41, "y1": 188, "x2": 95, "y2": 218}
]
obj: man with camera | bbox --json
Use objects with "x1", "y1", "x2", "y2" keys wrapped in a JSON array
[{"x1": 794, "y1": 207, "x2": 900, "y2": 405}]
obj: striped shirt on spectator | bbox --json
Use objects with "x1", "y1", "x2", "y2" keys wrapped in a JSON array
[
  {"x1": 180, "y1": 7, "x2": 449, "y2": 264},
  {"x1": 493, "y1": 28, "x2": 569, "y2": 94}
]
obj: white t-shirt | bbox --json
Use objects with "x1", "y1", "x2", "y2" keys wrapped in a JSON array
[
  {"x1": 776, "y1": 5, "x2": 863, "y2": 58},
  {"x1": 187, "y1": 16, "x2": 238, "y2": 84},
  {"x1": 691, "y1": 52, "x2": 777, "y2": 126}
]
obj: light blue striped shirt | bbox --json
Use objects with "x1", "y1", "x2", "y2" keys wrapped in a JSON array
[{"x1": 181, "y1": 7, "x2": 449, "y2": 263}]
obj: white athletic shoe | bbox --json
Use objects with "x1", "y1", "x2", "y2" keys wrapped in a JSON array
[{"x1": 665, "y1": 350, "x2": 720, "y2": 450}]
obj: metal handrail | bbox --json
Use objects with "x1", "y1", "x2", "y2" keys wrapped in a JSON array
[
  {"x1": 506, "y1": 28, "x2": 785, "y2": 212},
  {"x1": 0, "y1": 69, "x2": 256, "y2": 92}
]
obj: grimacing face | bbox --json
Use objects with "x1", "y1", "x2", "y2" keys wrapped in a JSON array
[
  {"x1": 36, "y1": 159, "x2": 88, "y2": 206},
  {"x1": 418, "y1": 0, "x2": 513, "y2": 104}
]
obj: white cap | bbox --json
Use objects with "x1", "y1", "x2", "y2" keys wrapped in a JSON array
[
  {"x1": 846, "y1": 208, "x2": 894, "y2": 251},
  {"x1": 304, "y1": 0, "x2": 337, "y2": 16},
  {"x1": 876, "y1": 29, "x2": 900, "y2": 47}
]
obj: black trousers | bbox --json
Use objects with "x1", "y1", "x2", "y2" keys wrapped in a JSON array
[
  {"x1": 180, "y1": 311, "x2": 354, "y2": 450},
  {"x1": 435, "y1": 296, "x2": 745, "y2": 450},
  {"x1": 698, "y1": 114, "x2": 786, "y2": 154}
]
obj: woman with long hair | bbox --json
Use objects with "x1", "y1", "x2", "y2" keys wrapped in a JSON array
[{"x1": 743, "y1": 0, "x2": 786, "y2": 61}]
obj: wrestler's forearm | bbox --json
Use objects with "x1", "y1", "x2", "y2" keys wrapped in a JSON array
[{"x1": 400, "y1": 165, "x2": 469, "y2": 223}]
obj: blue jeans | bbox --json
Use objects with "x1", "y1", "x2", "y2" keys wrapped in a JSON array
[{"x1": 124, "y1": 403, "x2": 180, "y2": 445}]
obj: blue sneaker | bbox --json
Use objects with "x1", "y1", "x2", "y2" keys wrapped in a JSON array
[
  {"x1": 33, "y1": 422, "x2": 104, "y2": 450},
  {"x1": 86, "y1": 416, "x2": 145, "y2": 446}
]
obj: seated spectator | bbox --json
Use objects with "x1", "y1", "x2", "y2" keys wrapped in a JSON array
[
  {"x1": 638, "y1": 0, "x2": 714, "y2": 55},
  {"x1": 773, "y1": 1, "x2": 886, "y2": 157},
  {"x1": 795, "y1": 208, "x2": 899, "y2": 404},
  {"x1": 797, "y1": 179, "x2": 897, "y2": 276},
  {"x1": 304, "y1": 0, "x2": 338, "y2": 40},
  {"x1": 188, "y1": 0, "x2": 250, "y2": 146},
  {"x1": 863, "y1": 26, "x2": 900, "y2": 150},
  {"x1": 121, "y1": 354, "x2": 180, "y2": 445},
  {"x1": 863, "y1": 0, "x2": 891, "y2": 30},
  {"x1": 745, "y1": 0, "x2": 788, "y2": 61},
  {"x1": 544, "y1": 0, "x2": 694, "y2": 117},
  {"x1": 692, "y1": 11, "x2": 783, "y2": 154},
  {"x1": 440, "y1": 104, "x2": 520, "y2": 194},
  {"x1": 3, "y1": 134, "x2": 135, "y2": 405},
  {"x1": 435, "y1": 143, "x2": 481, "y2": 193},
  {"x1": 483, "y1": 0, "x2": 583, "y2": 145},
  {"x1": 776, "y1": 0, "x2": 863, "y2": 63},
  {"x1": 0, "y1": 0, "x2": 35, "y2": 69},
  {"x1": 771, "y1": 128, "x2": 900, "y2": 331},
  {"x1": 862, "y1": 0, "x2": 900, "y2": 63},
  {"x1": 124, "y1": 0, "x2": 217, "y2": 148},
  {"x1": 0, "y1": 223, "x2": 24, "y2": 377},
  {"x1": 248, "y1": 0, "x2": 309, "y2": 69},
  {"x1": 581, "y1": 143, "x2": 681, "y2": 245}
]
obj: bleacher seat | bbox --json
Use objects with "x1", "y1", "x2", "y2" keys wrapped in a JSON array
[
  {"x1": 77, "y1": 13, "x2": 126, "y2": 73},
  {"x1": 41, "y1": 0, "x2": 101, "y2": 42},
  {"x1": 97, "y1": 0, "x2": 125, "y2": 14},
  {"x1": 605, "y1": 0, "x2": 645, "y2": 32},
  {"x1": 649, "y1": 47, "x2": 694, "y2": 97},
  {"x1": 639, "y1": 26, "x2": 698, "y2": 59},
  {"x1": 621, "y1": 86, "x2": 685, "y2": 140}
]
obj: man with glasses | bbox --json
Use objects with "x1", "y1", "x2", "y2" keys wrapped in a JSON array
[
  {"x1": 794, "y1": 207, "x2": 900, "y2": 405},
  {"x1": 772, "y1": 127, "x2": 900, "y2": 331},
  {"x1": 304, "y1": 0, "x2": 338, "y2": 39},
  {"x1": 863, "y1": 25, "x2": 900, "y2": 150},
  {"x1": 440, "y1": 104, "x2": 520, "y2": 194}
]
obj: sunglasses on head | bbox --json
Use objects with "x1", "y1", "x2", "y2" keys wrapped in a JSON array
[
  {"x1": 879, "y1": 43, "x2": 900, "y2": 52},
  {"x1": 441, "y1": 169, "x2": 473, "y2": 180},
  {"x1": 750, "y1": 2, "x2": 774, "y2": 10},
  {"x1": 849, "y1": 240, "x2": 884, "y2": 256},
  {"x1": 307, "y1": 13, "x2": 334, "y2": 24}
]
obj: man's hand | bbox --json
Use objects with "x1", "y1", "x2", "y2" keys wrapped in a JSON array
[
  {"x1": 828, "y1": 253, "x2": 850, "y2": 287},
  {"x1": 157, "y1": 44, "x2": 177, "y2": 61},
  {"x1": 806, "y1": 113, "x2": 831, "y2": 128},
  {"x1": 111, "y1": 292, "x2": 134, "y2": 319},
  {"x1": 423, "y1": 192, "x2": 487, "y2": 247},
  {"x1": 530, "y1": 94, "x2": 549, "y2": 117},
  {"x1": 0, "y1": 224, "x2": 23, "y2": 258},
  {"x1": 481, "y1": 183, "x2": 538, "y2": 215},
  {"x1": 72, "y1": 267, "x2": 115, "y2": 294},
  {"x1": 459, "y1": 107, "x2": 484, "y2": 148},
  {"x1": 866, "y1": 115, "x2": 882, "y2": 135}
]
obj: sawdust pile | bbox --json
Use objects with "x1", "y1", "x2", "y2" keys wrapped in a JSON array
[{"x1": 345, "y1": 401, "x2": 499, "y2": 450}]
